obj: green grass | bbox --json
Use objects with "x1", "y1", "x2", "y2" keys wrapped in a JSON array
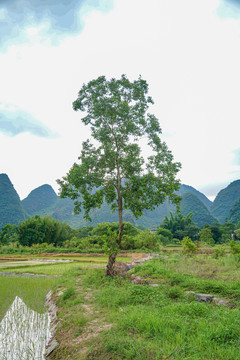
[
  {"x1": 1, "y1": 262, "x2": 87, "y2": 275},
  {"x1": 131, "y1": 257, "x2": 240, "y2": 302},
  {"x1": 2, "y1": 251, "x2": 240, "y2": 359},
  {"x1": 61, "y1": 267, "x2": 240, "y2": 360}
]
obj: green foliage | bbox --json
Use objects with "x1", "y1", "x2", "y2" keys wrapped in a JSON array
[
  {"x1": 62, "y1": 287, "x2": 76, "y2": 301},
  {"x1": 182, "y1": 236, "x2": 198, "y2": 255},
  {"x1": 157, "y1": 227, "x2": 173, "y2": 240},
  {"x1": 133, "y1": 230, "x2": 159, "y2": 250},
  {"x1": 199, "y1": 228, "x2": 215, "y2": 246},
  {"x1": 230, "y1": 240, "x2": 240, "y2": 255},
  {"x1": 78, "y1": 225, "x2": 94, "y2": 238},
  {"x1": 18, "y1": 215, "x2": 76, "y2": 247},
  {"x1": 220, "y1": 222, "x2": 236, "y2": 243},
  {"x1": 102, "y1": 226, "x2": 120, "y2": 256},
  {"x1": 204, "y1": 223, "x2": 222, "y2": 244},
  {"x1": 92, "y1": 222, "x2": 138, "y2": 238},
  {"x1": 165, "y1": 285, "x2": 184, "y2": 299},
  {"x1": 157, "y1": 227, "x2": 174, "y2": 246},
  {"x1": 212, "y1": 246, "x2": 226, "y2": 259},
  {"x1": 0, "y1": 223, "x2": 18, "y2": 245},
  {"x1": 161, "y1": 212, "x2": 199, "y2": 240}
]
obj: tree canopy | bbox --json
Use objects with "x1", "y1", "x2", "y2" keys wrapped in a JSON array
[
  {"x1": 57, "y1": 74, "x2": 181, "y2": 275},
  {"x1": 160, "y1": 212, "x2": 199, "y2": 240}
]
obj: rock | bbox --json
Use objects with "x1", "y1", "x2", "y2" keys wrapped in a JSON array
[
  {"x1": 45, "y1": 339, "x2": 59, "y2": 357},
  {"x1": 212, "y1": 297, "x2": 230, "y2": 306},
  {"x1": 185, "y1": 291, "x2": 196, "y2": 295},
  {"x1": 132, "y1": 276, "x2": 144, "y2": 285},
  {"x1": 126, "y1": 263, "x2": 136, "y2": 271},
  {"x1": 45, "y1": 290, "x2": 59, "y2": 357},
  {"x1": 149, "y1": 283, "x2": 159, "y2": 287},
  {"x1": 134, "y1": 260, "x2": 144, "y2": 264},
  {"x1": 195, "y1": 293, "x2": 214, "y2": 302}
]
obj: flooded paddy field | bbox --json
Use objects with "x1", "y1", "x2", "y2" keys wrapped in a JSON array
[
  {"x1": 0, "y1": 253, "x2": 131, "y2": 359},
  {"x1": 0, "y1": 275, "x2": 57, "y2": 360}
]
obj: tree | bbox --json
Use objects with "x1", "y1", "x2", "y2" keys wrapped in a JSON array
[
  {"x1": 57, "y1": 75, "x2": 181, "y2": 276},
  {"x1": 220, "y1": 222, "x2": 236, "y2": 243},
  {"x1": 0, "y1": 224, "x2": 18, "y2": 245},
  {"x1": 204, "y1": 223, "x2": 222, "y2": 244},
  {"x1": 161, "y1": 212, "x2": 199, "y2": 240},
  {"x1": 199, "y1": 228, "x2": 214, "y2": 246},
  {"x1": 18, "y1": 216, "x2": 75, "y2": 247},
  {"x1": 182, "y1": 236, "x2": 198, "y2": 255}
]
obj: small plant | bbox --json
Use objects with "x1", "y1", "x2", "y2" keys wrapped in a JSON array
[
  {"x1": 212, "y1": 246, "x2": 226, "y2": 259},
  {"x1": 62, "y1": 287, "x2": 76, "y2": 301},
  {"x1": 165, "y1": 285, "x2": 184, "y2": 299},
  {"x1": 182, "y1": 236, "x2": 198, "y2": 255}
]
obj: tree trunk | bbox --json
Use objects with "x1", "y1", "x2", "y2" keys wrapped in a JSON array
[
  {"x1": 105, "y1": 253, "x2": 117, "y2": 277},
  {"x1": 105, "y1": 190, "x2": 124, "y2": 277}
]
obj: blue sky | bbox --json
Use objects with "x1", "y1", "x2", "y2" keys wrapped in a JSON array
[{"x1": 0, "y1": 0, "x2": 240, "y2": 201}]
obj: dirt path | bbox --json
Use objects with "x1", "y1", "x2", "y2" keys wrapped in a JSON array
[{"x1": 47, "y1": 277, "x2": 113, "y2": 359}]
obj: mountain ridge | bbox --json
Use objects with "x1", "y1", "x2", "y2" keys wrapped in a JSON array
[{"x1": 1, "y1": 173, "x2": 240, "y2": 229}]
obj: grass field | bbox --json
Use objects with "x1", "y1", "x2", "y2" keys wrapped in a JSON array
[{"x1": 1, "y1": 251, "x2": 240, "y2": 359}]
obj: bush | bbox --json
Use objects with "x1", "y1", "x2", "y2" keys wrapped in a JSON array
[
  {"x1": 134, "y1": 230, "x2": 159, "y2": 250},
  {"x1": 31, "y1": 242, "x2": 55, "y2": 249},
  {"x1": 212, "y1": 246, "x2": 226, "y2": 259},
  {"x1": 157, "y1": 228, "x2": 173, "y2": 244},
  {"x1": 199, "y1": 228, "x2": 215, "y2": 247},
  {"x1": 230, "y1": 240, "x2": 240, "y2": 255},
  {"x1": 182, "y1": 236, "x2": 198, "y2": 255}
]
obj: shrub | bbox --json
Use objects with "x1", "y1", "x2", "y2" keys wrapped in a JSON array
[
  {"x1": 182, "y1": 236, "x2": 198, "y2": 255},
  {"x1": 199, "y1": 228, "x2": 215, "y2": 247},
  {"x1": 230, "y1": 240, "x2": 240, "y2": 255},
  {"x1": 165, "y1": 286, "x2": 184, "y2": 299},
  {"x1": 212, "y1": 246, "x2": 226, "y2": 259},
  {"x1": 134, "y1": 230, "x2": 159, "y2": 250}
]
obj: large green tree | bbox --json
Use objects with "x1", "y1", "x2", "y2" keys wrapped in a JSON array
[
  {"x1": 161, "y1": 212, "x2": 199, "y2": 240},
  {"x1": 57, "y1": 75, "x2": 181, "y2": 276}
]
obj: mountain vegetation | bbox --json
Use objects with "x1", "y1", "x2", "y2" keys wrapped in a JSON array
[
  {"x1": 178, "y1": 184, "x2": 212, "y2": 209},
  {"x1": 21, "y1": 184, "x2": 58, "y2": 215},
  {"x1": 226, "y1": 198, "x2": 240, "y2": 224},
  {"x1": 1, "y1": 173, "x2": 240, "y2": 230},
  {"x1": 0, "y1": 173, "x2": 27, "y2": 229},
  {"x1": 211, "y1": 180, "x2": 240, "y2": 222},
  {"x1": 180, "y1": 192, "x2": 217, "y2": 227},
  {"x1": 19, "y1": 184, "x2": 217, "y2": 229}
]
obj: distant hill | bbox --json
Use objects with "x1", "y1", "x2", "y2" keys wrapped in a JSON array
[
  {"x1": 178, "y1": 184, "x2": 212, "y2": 210},
  {"x1": 180, "y1": 192, "x2": 217, "y2": 227},
  {"x1": 211, "y1": 180, "x2": 240, "y2": 223},
  {"x1": 0, "y1": 173, "x2": 28, "y2": 228},
  {"x1": 226, "y1": 198, "x2": 240, "y2": 224},
  {"x1": 22, "y1": 184, "x2": 58, "y2": 215},
  {"x1": 2, "y1": 173, "x2": 240, "y2": 230},
  {"x1": 20, "y1": 183, "x2": 214, "y2": 229}
]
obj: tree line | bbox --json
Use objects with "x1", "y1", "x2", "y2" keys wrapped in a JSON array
[{"x1": 1, "y1": 212, "x2": 239, "y2": 251}]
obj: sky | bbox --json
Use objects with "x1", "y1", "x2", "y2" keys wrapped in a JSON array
[{"x1": 0, "y1": 0, "x2": 240, "y2": 201}]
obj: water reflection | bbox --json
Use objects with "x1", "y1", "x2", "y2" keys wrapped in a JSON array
[{"x1": 0, "y1": 296, "x2": 51, "y2": 360}]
